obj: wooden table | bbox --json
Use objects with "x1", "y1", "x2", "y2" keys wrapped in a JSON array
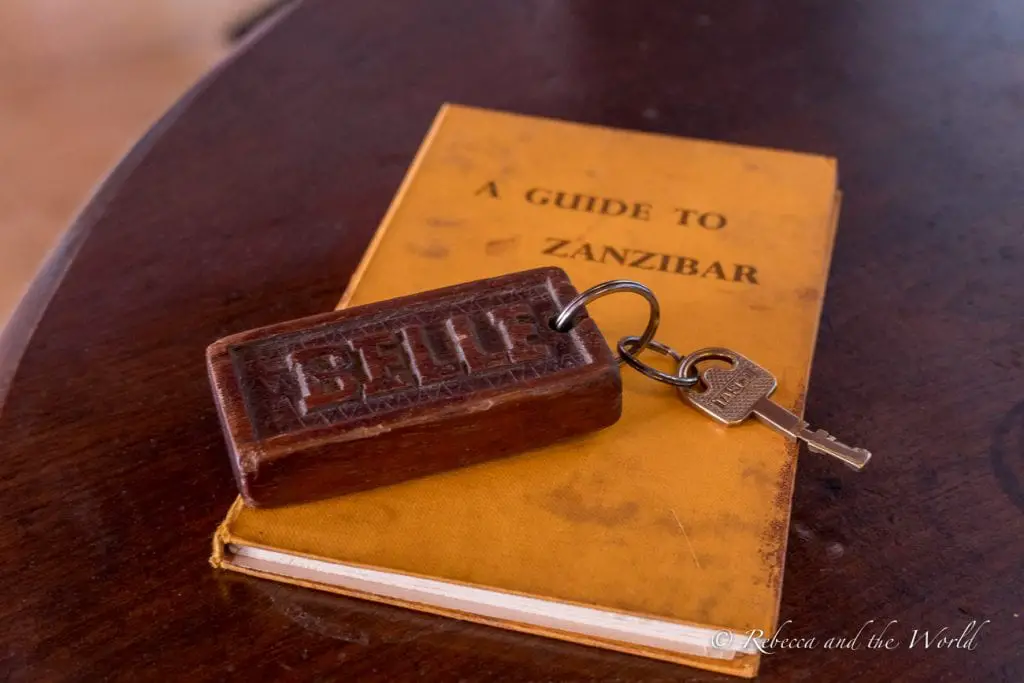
[{"x1": 2, "y1": 1, "x2": 1021, "y2": 680}]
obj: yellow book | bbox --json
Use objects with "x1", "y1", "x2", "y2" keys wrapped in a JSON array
[{"x1": 211, "y1": 104, "x2": 840, "y2": 677}]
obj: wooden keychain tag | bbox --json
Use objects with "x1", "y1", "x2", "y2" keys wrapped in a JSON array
[{"x1": 207, "y1": 267, "x2": 622, "y2": 507}]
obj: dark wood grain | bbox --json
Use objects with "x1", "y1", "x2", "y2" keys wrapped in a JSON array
[
  {"x1": 0, "y1": 0, "x2": 1022, "y2": 681},
  {"x1": 207, "y1": 267, "x2": 620, "y2": 507}
]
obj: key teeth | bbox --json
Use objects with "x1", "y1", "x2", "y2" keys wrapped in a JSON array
[
  {"x1": 812, "y1": 429, "x2": 841, "y2": 446},
  {"x1": 819, "y1": 430, "x2": 858, "y2": 451},
  {"x1": 807, "y1": 429, "x2": 871, "y2": 470}
]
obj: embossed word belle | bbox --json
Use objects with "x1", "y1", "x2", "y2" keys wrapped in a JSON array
[{"x1": 285, "y1": 303, "x2": 549, "y2": 415}]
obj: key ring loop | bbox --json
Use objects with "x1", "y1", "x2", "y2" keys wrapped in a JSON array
[
  {"x1": 552, "y1": 280, "x2": 660, "y2": 363},
  {"x1": 675, "y1": 347, "x2": 738, "y2": 388},
  {"x1": 617, "y1": 335, "x2": 700, "y2": 388}
]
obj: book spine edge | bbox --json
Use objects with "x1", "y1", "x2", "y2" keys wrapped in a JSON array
[
  {"x1": 209, "y1": 557, "x2": 760, "y2": 677},
  {"x1": 209, "y1": 496, "x2": 247, "y2": 569}
]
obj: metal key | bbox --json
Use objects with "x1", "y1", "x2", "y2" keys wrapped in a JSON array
[{"x1": 677, "y1": 347, "x2": 871, "y2": 470}]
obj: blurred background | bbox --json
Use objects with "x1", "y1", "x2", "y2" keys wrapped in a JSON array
[{"x1": 0, "y1": 0, "x2": 273, "y2": 331}]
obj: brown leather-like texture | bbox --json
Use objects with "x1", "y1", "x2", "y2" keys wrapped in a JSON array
[
  {"x1": 1, "y1": 2, "x2": 1022, "y2": 682},
  {"x1": 207, "y1": 267, "x2": 621, "y2": 507}
]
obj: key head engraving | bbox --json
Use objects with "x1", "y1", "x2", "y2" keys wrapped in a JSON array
[
  {"x1": 681, "y1": 348, "x2": 777, "y2": 425},
  {"x1": 207, "y1": 267, "x2": 622, "y2": 507}
]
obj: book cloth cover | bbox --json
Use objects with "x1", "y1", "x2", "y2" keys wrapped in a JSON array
[{"x1": 212, "y1": 104, "x2": 840, "y2": 677}]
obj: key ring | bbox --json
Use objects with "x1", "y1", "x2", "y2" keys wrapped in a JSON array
[
  {"x1": 552, "y1": 280, "x2": 660, "y2": 363},
  {"x1": 675, "y1": 347, "x2": 738, "y2": 388},
  {"x1": 617, "y1": 335, "x2": 700, "y2": 388}
]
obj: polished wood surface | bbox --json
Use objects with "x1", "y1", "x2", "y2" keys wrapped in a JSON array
[
  {"x1": 208, "y1": 267, "x2": 621, "y2": 507},
  {"x1": 1, "y1": 1, "x2": 1021, "y2": 680}
]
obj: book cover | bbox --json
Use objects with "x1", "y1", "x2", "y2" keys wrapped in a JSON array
[{"x1": 212, "y1": 104, "x2": 840, "y2": 677}]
